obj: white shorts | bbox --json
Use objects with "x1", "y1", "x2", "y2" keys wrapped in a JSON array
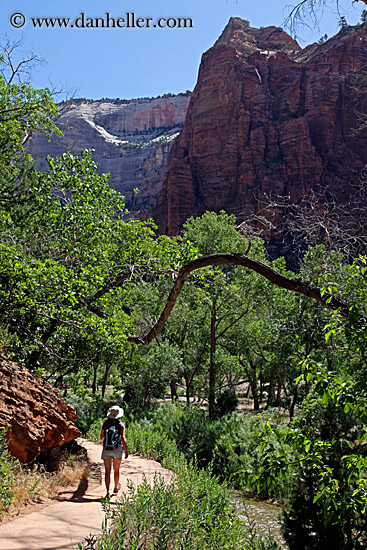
[{"x1": 101, "y1": 443, "x2": 123, "y2": 460}]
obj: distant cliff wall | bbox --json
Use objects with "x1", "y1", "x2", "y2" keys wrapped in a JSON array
[{"x1": 28, "y1": 94, "x2": 190, "y2": 218}]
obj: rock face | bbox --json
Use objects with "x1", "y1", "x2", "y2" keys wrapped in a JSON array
[
  {"x1": 0, "y1": 355, "x2": 80, "y2": 463},
  {"x1": 154, "y1": 19, "x2": 367, "y2": 236},
  {"x1": 28, "y1": 94, "x2": 190, "y2": 218}
]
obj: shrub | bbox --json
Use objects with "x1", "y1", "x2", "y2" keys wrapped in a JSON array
[
  {"x1": 85, "y1": 418, "x2": 104, "y2": 442},
  {"x1": 80, "y1": 423, "x2": 280, "y2": 550},
  {"x1": 128, "y1": 403, "x2": 292, "y2": 499},
  {"x1": 215, "y1": 389, "x2": 239, "y2": 418},
  {"x1": 0, "y1": 428, "x2": 15, "y2": 515},
  {"x1": 66, "y1": 393, "x2": 125, "y2": 435},
  {"x1": 280, "y1": 394, "x2": 367, "y2": 549}
]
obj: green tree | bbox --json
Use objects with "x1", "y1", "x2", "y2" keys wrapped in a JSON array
[
  {"x1": 0, "y1": 49, "x2": 196, "y2": 391},
  {"x1": 181, "y1": 212, "x2": 266, "y2": 418},
  {"x1": 0, "y1": 45, "x2": 61, "y2": 227},
  {"x1": 242, "y1": 258, "x2": 367, "y2": 548}
]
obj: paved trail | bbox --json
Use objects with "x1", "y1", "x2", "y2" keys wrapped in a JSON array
[{"x1": 0, "y1": 440, "x2": 172, "y2": 550}]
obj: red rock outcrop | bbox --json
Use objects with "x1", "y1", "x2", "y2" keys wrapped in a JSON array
[
  {"x1": 154, "y1": 19, "x2": 367, "y2": 236},
  {"x1": 0, "y1": 355, "x2": 80, "y2": 463}
]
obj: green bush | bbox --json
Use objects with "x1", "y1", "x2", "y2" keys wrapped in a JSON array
[
  {"x1": 85, "y1": 418, "x2": 104, "y2": 442},
  {"x1": 81, "y1": 473, "x2": 247, "y2": 550},
  {"x1": 127, "y1": 418, "x2": 182, "y2": 471},
  {"x1": 127, "y1": 403, "x2": 292, "y2": 499},
  {"x1": 66, "y1": 393, "x2": 125, "y2": 435},
  {"x1": 281, "y1": 394, "x2": 367, "y2": 549},
  {"x1": 80, "y1": 422, "x2": 280, "y2": 550},
  {"x1": 0, "y1": 429, "x2": 15, "y2": 515},
  {"x1": 215, "y1": 389, "x2": 239, "y2": 418}
]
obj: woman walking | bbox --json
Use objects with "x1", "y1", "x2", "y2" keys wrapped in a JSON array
[{"x1": 100, "y1": 405, "x2": 128, "y2": 498}]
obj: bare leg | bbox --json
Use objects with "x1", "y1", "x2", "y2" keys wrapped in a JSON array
[
  {"x1": 113, "y1": 459, "x2": 122, "y2": 490},
  {"x1": 103, "y1": 458, "x2": 112, "y2": 493}
]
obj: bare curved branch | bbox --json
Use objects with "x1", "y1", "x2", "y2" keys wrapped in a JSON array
[{"x1": 127, "y1": 253, "x2": 348, "y2": 346}]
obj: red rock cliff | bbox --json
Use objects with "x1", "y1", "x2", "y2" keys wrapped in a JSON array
[{"x1": 155, "y1": 18, "x2": 367, "y2": 236}]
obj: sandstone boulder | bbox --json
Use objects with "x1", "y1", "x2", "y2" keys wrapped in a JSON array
[{"x1": 0, "y1": 355, "x2": 80, "y2": 463}]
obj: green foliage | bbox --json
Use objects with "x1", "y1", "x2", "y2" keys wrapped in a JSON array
[
  {"x1": 123, "y1": 341, "x2": 183, "y2": 410},
  {"x1": 127, "y1": 403, "x2": 291, "y2": 499},
  {"x1": 0, "y1": 51, "x2": 198, "y2": 387},
  {"x1": 324, "y1": 256, "x2": 367, "y2": 364},
  {"x1": 130, "y1": 404, "x2": 217, "y2": 468},
  {"x1": 183, "y1": 210, "x2": 254, "y2": 256},
  {"x1": 243, "y1": 362, "x2": 367, "y2": 549},
  {"x1": 1, "y1": 150, "x2": 131, "y2": 359},
  {"x1": 0, "y1": 132, "x2": 194, "y2": 385},
  {"x1": 179, "y1": 211, "x2": 272, "y2": 417},
  {"x1": 88, "y1": 416, "x2": 280, "y2": 550},
  {"x1": 127, "y1": 418, "x2": 182, "y2": 470},
  {"x1": 215, "y1": 389, "x2": 239, "y2": 418},
  {"x1": 66, "y1": 393, "x2": 125, "y2": 435},
  {"x1": 238, "y1": 257, "x2": 367, "y2": 548},
  {"x1": 81, "y1": 471, "x2": 276, "y2": 550},
  {"x1": 0, "y1": 55, "x2": 61, "y2": 236},
  {"x1": 0, "y1": 429, "x2": 15, "y2": 515},
  {"x1": 85, "y1": 418, "x2": 104, "y2": 442}
]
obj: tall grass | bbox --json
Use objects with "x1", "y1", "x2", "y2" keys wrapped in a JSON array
[
  {"x1": 0, "y1": 430, "x2": 89, "y2": 520},
  {"x1": 126, "y1": 404, "x2": 294, "y2": 500},
  {"x1": 10, "y1": 453, "x2": 89, "y2": 509}
]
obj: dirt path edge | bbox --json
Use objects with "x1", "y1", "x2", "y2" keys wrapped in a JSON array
[{"x1": 0, "y1": 439, "x2": 173, "y2": 550}]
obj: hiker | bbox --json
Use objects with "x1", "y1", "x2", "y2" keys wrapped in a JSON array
[{"x1": 100, "y1": 405, "x2": 128, "y2": 498}]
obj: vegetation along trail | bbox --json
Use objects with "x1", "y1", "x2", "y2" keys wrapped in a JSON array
[{"x1": 0, "y1": 440, "x2": 172, "y2": 550}]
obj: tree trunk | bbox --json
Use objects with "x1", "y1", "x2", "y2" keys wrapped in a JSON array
[
  {"x1": 183, "y1": 368, "x2": 191, "y2": 406},
  {"x1": 54, "y1": 373, "x2": 63, "y2": 388},
  {"x1": 29, "y1": 319, "x2": 58, "y2": 369},
  {"x1": 185, "y1": 383, "x2": 191, "y2": 406},
  {"x1": 346, "y1": 510, "x2": 353, "y2": 550},
  {"x1": 170, "y1": 377, "x2": 178, "y2": 402},
  {"x1": 92, "y1": 362, "x2": 98, "y2": 394},
  {"x1": 259, "y1": 372, "x2": 264, "y2": 405},
  {"x1": 289, "y1": 386, "x2": 297, "y2": 420},
  {"x1": 248, "y1": 360, "x2": 260, "y2": 411},
  {"x1": 209, "y1": 302, "x2": 217, "y2": 419},
  {"x1": 101, "y1": 364, "x2": 111, "y2": 398},
  {"x1": 127, "y1": 253, "x2": 349, "y2": 347},
  {"x1": 276, "y1": 379, "x2": 282, "y2": 404},
  {"x1": 266, "y1": 378, "x2": 274, "y2": 409}
]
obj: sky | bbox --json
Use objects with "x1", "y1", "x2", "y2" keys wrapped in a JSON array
[{"x1": 0, "y1": 0, "x2": 364, "y2": 100}]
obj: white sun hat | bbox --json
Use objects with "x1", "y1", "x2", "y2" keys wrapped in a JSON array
[{"x1": 106, "y1": 405, "x2": 124, "y2": 419}]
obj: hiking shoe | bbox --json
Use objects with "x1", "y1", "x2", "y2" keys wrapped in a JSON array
[{"x1": 113, "y1": 483, "x2": 121, "y2": 494}]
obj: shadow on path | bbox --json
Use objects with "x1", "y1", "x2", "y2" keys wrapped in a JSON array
[{"x1": 0, "y1": 441, "x2": 172, "y2": 550}]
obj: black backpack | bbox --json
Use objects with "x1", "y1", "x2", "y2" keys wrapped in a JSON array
[{"x1": 103, "y1": 420, "x2": 120, "y2": 450}]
